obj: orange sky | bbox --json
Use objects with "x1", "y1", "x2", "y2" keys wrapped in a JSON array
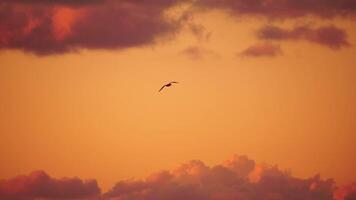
[{"x1": 1, "y1": 2, "x2": 356, "y2": 193}]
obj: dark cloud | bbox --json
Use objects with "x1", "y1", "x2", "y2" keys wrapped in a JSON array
[
  {"x1": 0, "y1": 170, "x2": 100, "y2": 200},
  {"x1": 1, "y1": 0, "x2": 355, "y2": 55},
  {"x1": 195, "y1": 0, "x2": 356, "y2": 19},
  {"x1": 0, "y1": 0, "x2": 183, "y2": 7},
  {"x1": 257, "y1": 25, "x2": 351, "y2": 49},
  {"x1": 0, "y1": 0, "x2": 103, "y2": 6},
  {"x1": 240, "y1": 43, "x2": 282, "y2": 57},
  {"x1": 0, "y1": 0, "x2": 187, "y2": 55}
]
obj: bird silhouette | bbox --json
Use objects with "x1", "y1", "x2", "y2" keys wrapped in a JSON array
[{"x1": 159, "y1": 81, "x2": 179, "y2": 92}]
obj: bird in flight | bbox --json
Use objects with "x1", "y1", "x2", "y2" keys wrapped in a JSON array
[{"x1": 159, "y1": 81, "x2": 179, "y2": 92}]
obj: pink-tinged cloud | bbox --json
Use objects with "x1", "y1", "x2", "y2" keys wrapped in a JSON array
[
  {"x1": 1, "y1": 0, "x2": 102, "y2": 6},
  {"x1": 196, "y1": 0, "x2": 356, "y2": 19},
  {"x1": 0, "y1": 0, "x2": 186, "y2": 55},
  {"x1": 334, "y1": 183, "x2": 356, "y2": 200},
  {"x1": 1, "y1": 0, "x2": 355, "y2": 55},
  {"x1": 104, "y1": 155, "x2": 336, "y2": 200},
  {"x1": 257, "y1": 25, "x2": 351, "y2": 49},
  {"x1": 0, "y1": 170, "x2": 100, "y2": 200},
  {"x1": 240, "y1": 43, "x2": 282, "y2": 57},
  {"x1": 1, "y1": 155, "x2": 355, "y2": 200}
]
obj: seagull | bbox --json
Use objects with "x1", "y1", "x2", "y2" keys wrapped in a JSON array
[{"x1": 159, "y1": 81, "x2": 179, "y2": 92}]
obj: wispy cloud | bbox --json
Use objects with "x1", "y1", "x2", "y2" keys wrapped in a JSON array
[
  {"x1": 257, "y1": 25, "x2": 351, "y2": 49},
  {"x1": 240, "y1": 43, "x2": 282, "y2": 57},
  {"x1": 180, "y1": 46, "x2": 219, "y2": 60},
  {"x1": 195, "y1": 0, "x2": 356, "y2": 19}
]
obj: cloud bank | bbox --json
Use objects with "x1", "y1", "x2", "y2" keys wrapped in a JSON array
[
  {"x1": 0, "y1": 170, "x2": 100, "y2": 200},
  {"x1": 0, "y1": 0, "x2": 355, "y2": 55},
  {"x1": 1, "y1": 155, "x2": 355, "y2": 200}
]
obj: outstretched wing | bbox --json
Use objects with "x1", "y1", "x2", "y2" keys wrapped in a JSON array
[
  {"x1": 170, "y1": 81, "x2": 179, "y2": 84},
  {"x1": 159, "y1": 85, "x2": 166, "y2": 92}
]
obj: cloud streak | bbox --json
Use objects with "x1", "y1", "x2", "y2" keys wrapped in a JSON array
[
  {"x1": 240, "y1": 43, "x2": 282, "y2": 57},
  {"x1": 257, "y1": 25, "x2": 351, "y2": 49},
  {"x1": 180, "y1": 46, "x2": 219, "y2": 59},
  {"x1": 195, "y1": 0, "x2": 356, "y2": 19}
]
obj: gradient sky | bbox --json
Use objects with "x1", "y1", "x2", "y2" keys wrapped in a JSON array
[{"x1": 1, "y1": 0, "x2": 356, "y2": 194}]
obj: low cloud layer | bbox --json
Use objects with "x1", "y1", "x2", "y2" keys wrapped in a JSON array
[
  {"x1": 0, "y1": 170, "x2": 100, "y2": 200},
  {"x1": 104, "y1": 155, "x2": 335, "y2": 200},
  {"x1": 257, "y1": 25, "x2": 351, "y2": 49},
  {"x1": 1, "y1": 155, "x2": 355, "y2": 200}
]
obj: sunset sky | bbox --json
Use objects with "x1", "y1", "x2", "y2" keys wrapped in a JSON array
[{"x1": 1, "y1": 0, "x2": 356, "y2": 199}]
